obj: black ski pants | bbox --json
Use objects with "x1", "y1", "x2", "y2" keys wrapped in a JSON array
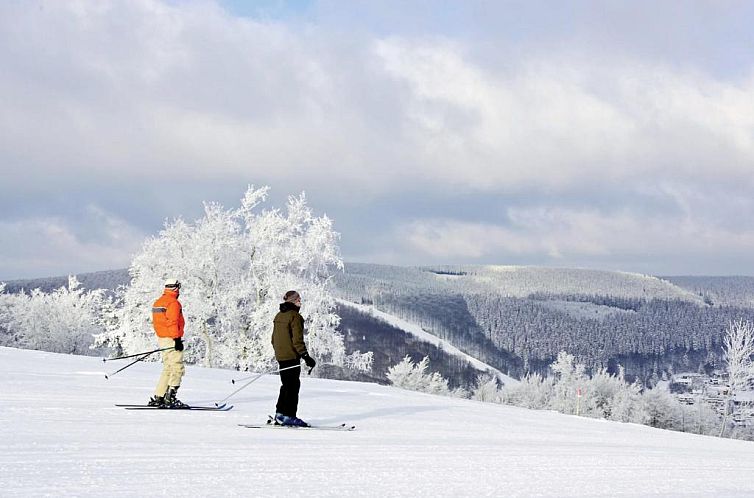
[{"x1": 275, "y1": 358, "x2": 301, "y2": 417}]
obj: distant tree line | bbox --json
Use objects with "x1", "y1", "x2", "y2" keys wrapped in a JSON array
[
  {"x1": 467, "y1": 294, "x2": 754, "y2": 378},
  {"x1": 527, "y1": 292, "x2": 645, "y2": 311}
]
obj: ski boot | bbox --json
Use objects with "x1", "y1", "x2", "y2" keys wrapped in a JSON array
[
  {"x1": 147, "y1": 395, "x2": 166, "y2": 408},
  {"x1": 164, "y1": 386, "x2": 188, "y2": 409},
  {"x1": 289, "y1": 417, "x2": 310, "y2": 427},
  {"x1": 274, "y1": 413, "x2": 309, "y2": 427},
  {"x1": 274, "y1": 413, "x2": 292, "y2": 425}
]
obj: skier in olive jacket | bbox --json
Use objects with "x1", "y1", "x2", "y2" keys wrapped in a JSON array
[{"x1": 271, "y1": 290, "x2": 316, "y2": 426}]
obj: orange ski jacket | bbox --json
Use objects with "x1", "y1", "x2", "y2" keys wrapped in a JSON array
[{"x1": 152, "y1": 290, "x2": 184, "y2": 338}]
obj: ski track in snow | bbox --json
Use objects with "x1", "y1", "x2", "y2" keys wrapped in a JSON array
[
  {"x1": 337, "y1": 299, "x2": 517, "y2": 385},
  {"x1": 2, "y1": 346, "x2": 754, "y2": 497}
]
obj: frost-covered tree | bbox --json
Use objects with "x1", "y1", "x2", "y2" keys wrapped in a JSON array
[
  {"x1": 500, "y1": 372, "x2": 553, "y2": 410},
  {"x1": 549, "y1": 351, "x2": 588, "y2": 414},
  {"x1": 682, "y1": 399, "x2": 722, "y2": 436},
  {"x1": 387, "y1": 355, "x2": 450, "y2": 395},
  {"x1": 0, "y1": 283, "x2": 18, "y2": 346},
  {"x1": 582, "y1": 366, "x2": 646, "y2": 423},
  {"x1": 719, "y1": 319, "x2": 754, "y2": 436},
  {"x1": 2, "y1": 277, "x2": 105, "y2": 355},
  {"x1": 471, "y1": 373, "x2": 502, "y2": 403},
  {"x1": 93, "y1": 186, "x2": 372, "y2": 373},
  {"x1": 606, "y1": 372, "x2": 646, "y2": 423},
  {"x1": 643, "y1": 388, "x2": 683, "y2": 430}
]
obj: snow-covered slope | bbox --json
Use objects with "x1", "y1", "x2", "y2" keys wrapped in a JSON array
[
  {"x1": 338, "y1": 299, "x2": 518, "y2": 385},
  {"x1": 2, "y1": 347, "x2": 754, "y2": 497}
]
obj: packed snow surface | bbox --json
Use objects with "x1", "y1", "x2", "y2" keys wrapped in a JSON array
[{"x1": 2, "y1": 347, "x2": 754, "y2": 497}]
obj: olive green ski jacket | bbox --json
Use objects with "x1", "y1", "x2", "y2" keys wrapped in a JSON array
[{"x1": 271, "y1": 302, "x2": 308, "y2": 361}]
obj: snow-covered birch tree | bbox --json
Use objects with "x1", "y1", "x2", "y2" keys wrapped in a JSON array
[
  {"x1": 720, "y1": 319, "x2": 754, "y2": 436},
  {"x1": 93, "y1": 186, "x2": 372, "y2": 373}
]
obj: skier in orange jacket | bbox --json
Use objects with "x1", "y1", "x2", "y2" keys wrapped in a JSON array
[{"x1": 148, "y1": 278, "x2": 187, "y2": 408}]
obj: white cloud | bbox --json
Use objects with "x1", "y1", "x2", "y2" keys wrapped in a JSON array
[
  {"x1": 400, "y1": 201, "x2": 754, "y2": 269},
  {"x1": 374, "y1": 38, "x2": 754, "y2": 191},
  {"x1": 0, "y1": 208, "x2": 145, "y2": 280},
  {"x1": 1, "y1": 1, "x2": 754, "y2": 275},
  {"x1": 2, "y1": 1, "x2": 753, "y2": 196}
]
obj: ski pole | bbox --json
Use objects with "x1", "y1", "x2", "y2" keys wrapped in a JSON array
[
  {"x1": 217, "y1": 364, "x2": 302, "y2": 406},
  {"x1": 102, "y1": 347, "x2": 174, "y2": 363},
  {"x1": 104, "y1": 349, "x2": 167, "y2": 379},
  {"x1": 230, "y1": 364, "x2": 303, "y2": 384}
]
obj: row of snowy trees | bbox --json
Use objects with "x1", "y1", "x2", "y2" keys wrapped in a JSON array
[
  {"x1": 387, "y1": 320, "x2": 754, "y2": 441},
  {"x1": 1, "y1": 187, "x2": 372, "y2": 375},
  {"x1": 387, "y1": 356, "x2": 460, "y2": 396},
  {"x1": 0, "y1": 278, "x2": 107, "y2": 355}
]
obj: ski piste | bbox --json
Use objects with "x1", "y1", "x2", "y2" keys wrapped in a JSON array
[
  {"x1": 238, "y1": 415, "x2": 355, "y2": 431},
  {"x1": 115, "y1": 403, "x2": 233, "y2": 411}
]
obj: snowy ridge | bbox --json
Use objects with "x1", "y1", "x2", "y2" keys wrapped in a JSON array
[
  {"x1": 439, "y1": 265, "x2": 707, "y2": 301},
  {"x1": 2, "y1": 346, "x2": 754, "y2": 497},
  {"x1": 337, "y1": 263, "x2": 707, "y2": 303}
]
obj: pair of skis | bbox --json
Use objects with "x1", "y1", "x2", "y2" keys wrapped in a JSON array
[
  {"x1": 115, "y1": 403, "x2": 233, "y2": 411},
  {"x1": 238, "y1": 415, "x2": 355, "y2": 431},
  {"x1": 114, "y1": 405, "x2": 355, "y2": 430}
]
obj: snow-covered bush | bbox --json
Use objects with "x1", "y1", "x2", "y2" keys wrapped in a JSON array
[
  {"x1": 581, "y1": 366, "x2": 646, "y2": 423},
  {"x1": 470, "y1": 373, "x2": 502, "y2": 403},
  {"x1": 93, "y1": 186, "x2": 372, "y2": 373},
  {"x1": 642, "y1": 388, "x2": 683, "y2": 430},
  {"x1": 493, "y1": 350, "x2": 724, "y2": 435},
  {"x1": 387, "y1": 355, "x2": 450, "y2": 395},
  {"x1": 512, "y1": 351, "x2": 649, "y2": 424},
  {"x1": 603, "y1": 373, "x2": 646, "y2": 423},
  {"x1": 500, "y1": 372, "x2": 553, "y2": 410}
]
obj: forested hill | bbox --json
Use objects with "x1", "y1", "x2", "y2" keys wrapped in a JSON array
[
  {"x1": 332, "y1": 264, "x2": 754, "y2": 384},
  {"x1": 5, "y1": 264, "x2": 754, "y2": 387}
]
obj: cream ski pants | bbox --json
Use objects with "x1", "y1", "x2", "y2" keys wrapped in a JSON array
[{"x1": 154, "y1": 336, "x2": 185, "y2": 396}]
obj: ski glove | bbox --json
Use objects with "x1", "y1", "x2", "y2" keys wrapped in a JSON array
[
  {"x1": 302, "y1": 353, "x2": 316, "y2": 369},
  {"x1": 174, "y1": 338, "x2": 184, "y2": 352}
]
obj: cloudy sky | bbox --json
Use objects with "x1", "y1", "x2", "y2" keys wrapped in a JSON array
[{"x1": 2, "y1": 0, "x2": 753, "y2": 279}]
